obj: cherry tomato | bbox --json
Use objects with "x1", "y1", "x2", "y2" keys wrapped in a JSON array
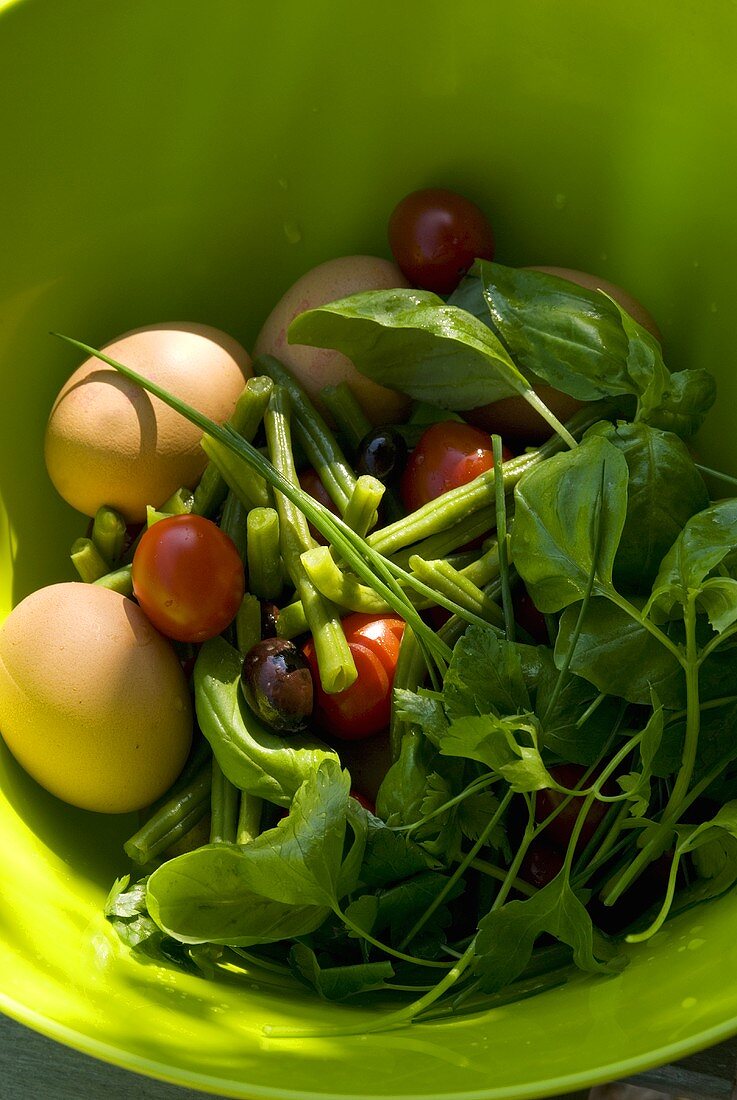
[
  {"x1": 535, "y1": 764, "x2": 612, "y2": 849},
  {"x1": 519, "y1": 839, "x2": 565, "y2": 889},
  {"x1": 132, "y1": 514, "x2": 244, "y2": 642},
  {"x1": 513, "y1": 584, "x2": 549, "y2": 645},
  {"x1": 388, "y1": 188, "x2": 495, "y2": 295},
  {"x1": 350, "y1": 790, "x2": 376, "y2": 813},
  {"x1": 303, "y1": 614, "x2": 405, "y2": 740},
  {"x1": 400, "y1": 421, "x2": 512, "y2": 513},
  {"x1": 299, "y1": 467, "x2": 339, "y2": 545}
]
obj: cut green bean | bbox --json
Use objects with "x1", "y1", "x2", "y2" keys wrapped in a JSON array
[
  {"x1": 94, "y1": 563, "x2": 134, "y2": 596},
  {"x1": 71, "y1": 537, "x2": 109, "y2": 583},
  {"x1": 210, "y1": 758, "x2": 240, "y2": 844},
  {"x1": 265, "y1": 386, "x2": 357, "y2": 693},
  {"x1": 220, "y1": 490, "x2": 249, "y2": 563},
  {"x1": 301, "y1": 546, "x2": 389, "y2": 613},
  {"x1": 388, "y1": 507, "x2": 497, "y2": 570},
  {"x1": 320, "y1": 381, "x2": 372, "y2": 451},
  {"x1": 236, "y1": 594, "x2": 263, "y2": 654},
  {"x1": 409, "y1": 556, "x2": 505, "y2": 628},
  {"x1": 159, "y1": 486, "x2": 195, "y2": 514},
  {"x1": 124, "y1": 762, "x2": 212, "y2": 864},
  {"x1": 202, "y1": 435, "x2": 270, "y2": 512},
  {"x1": 91, "y1": 506, "x2": 126, "y2": 564},
  {"x1": 247, "y1": 507, "x2": 284, "y2": 599},
  {"x1": 460, "y1": 542, "x2": 500, "y2": 588},
  {"x1": 192, "y1": 376, "x2": 274, "y2": 517},
  {"x1": 276, "y1": 600, "x2": 309, "y2": 639},
  {"x1": 343, "y1": 475, "x2": 384, "y2": 538},
  {"x1": 237, "y1": 791, "x2": 263, "y2": 845},
  {"x1": 256, "y1": 355, "x2": 357, "y2": 514}
]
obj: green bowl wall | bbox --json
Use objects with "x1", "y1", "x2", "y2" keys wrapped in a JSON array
[{"x1": 2, "y1": 1, "x2": 737, "y2": 1097}]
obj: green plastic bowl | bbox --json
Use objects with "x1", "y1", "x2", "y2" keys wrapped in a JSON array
[{"x1": 2, "y1": 1, "x2": 737, "y2": 1096}]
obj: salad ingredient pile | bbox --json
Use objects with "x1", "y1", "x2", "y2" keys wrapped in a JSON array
[{"x1": 1, "y1": 184, "x2": 732, "y2": 1034}]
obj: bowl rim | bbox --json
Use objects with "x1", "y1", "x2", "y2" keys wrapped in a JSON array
[{"x1": 3, "y1": 985, "x2": 737, "y2": 1099}]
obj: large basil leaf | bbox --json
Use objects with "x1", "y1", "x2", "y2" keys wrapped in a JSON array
[
  {"x1": 586, "y1": 421, "x2": 708, "y2": 591},
  {"x1": 194, "y1": 636, "x2": 337, "y2": 806},
  {"x1": 510, "y1": 435, "x2": 628, "y2": 612}
]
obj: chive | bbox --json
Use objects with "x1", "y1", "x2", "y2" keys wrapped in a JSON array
[{"x1": 220, "y1": 490, "x2": 249, "y2": 563}]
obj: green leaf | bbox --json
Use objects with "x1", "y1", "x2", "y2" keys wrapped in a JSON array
[
  {"x1": 555, "y1": 597, "x2": 684, "y2": 708},
  {"x1": 442, "y1": 625, "x2": 531, "y2": 720},
  {"x1": 648, "y1": 500, "x2": 737, "y2": 625},
  {"x1": 474, "y1": 872, "x2": 626, "y2": 994},
  {"x1": 585, "y1": 421, "x2": 709, "y2": 591},
  {"x1": 511, "y1": 435, "x2": 629, "y2": 612},
  {"x1": 392, "y1": 689, "x2": 449, "y2": 747},
  {"x1": 698, "y1": 577, "x2": 737, "y2": 634},
  {"x1": 358, "y1": 805, "x2": 435, "y2": 887},
  {"x1": 642, "y1": 368, "x2": 716, "y2": 438},
  {"x1": 288, "y1": 288, "x2": 521, "y2": 409},
  {"x1": 146, "y1": 761, "x2": 350, "y2": 945},
  {"x1": 289, "y1": 944, "x2": 394, "y2": 1000},
  {"x1": 194, "y1": 636, "x2": 337, "y2": 806},
  {"x1": 371, "y1": 872, "x2": 462, "y2": 942},
  {"x1": 439, "y1": 713, "x2": 552, "y2": 793}
]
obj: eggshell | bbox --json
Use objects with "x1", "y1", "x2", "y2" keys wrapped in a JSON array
[
  {"x1": 0, "y1": 583, "x2": 192, "y2": 813},
  {"x1": 468, "y1": 266, "x2": 661, "y2": 443},
  {"x1": 254, "y1": 255, "x2": 412, "y2": 425},
  {"x1": 45, "y1": 323, "x2": 252, "y2": 522}
]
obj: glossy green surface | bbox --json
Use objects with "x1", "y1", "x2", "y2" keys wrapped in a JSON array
[{"x1": 2, "y1": 0, "x2": 737, "y2": 1096}]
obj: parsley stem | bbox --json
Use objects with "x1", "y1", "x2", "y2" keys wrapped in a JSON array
[
  {"x1": 399, "y1": 790, "x2": 513, "y2": 950},
  {"x1": 470, "y1": 857, "x2": 537, "y2": 898},
  {"x1": 390, "y1": 774, "x2": 496, "y2": 833},
  {"x1": 665, "y1": 594, "x2": 700, "y2": 814},
  {"x1": 334, "y1": 908, "x2": 452, "y2": 970}
]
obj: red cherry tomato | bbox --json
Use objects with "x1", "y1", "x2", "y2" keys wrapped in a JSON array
[
  {"x1": 350, "y1": 790, "x2": 376, "y2": 813},
  {"x1": 388, "y1": 188, "x2": 495, "y2": 295},
  {"x1": 519, "y1": 840, "x2": 565, "y2": 889},
  {"x1": 299, "y1": 467, "x2": 339, "y2": 545},
  {"x1": 132, "y1": 514, "x2": 244, "y2": 643},
  {"x1": 303, "y1": 614, "x2": 405, "y2": 740},
  {"x1": 513, "y1": 584, "x2": 549, "y2": 645},
  {"x1": 400, "y1": 421, "x2": 512, "y2": 513},
  {"x1": 535, "y1": 764, "x2": 612, "y2": 849}
]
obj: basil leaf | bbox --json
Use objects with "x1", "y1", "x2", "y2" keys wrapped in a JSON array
[
  {"x1": 474, "y1": 873, "x2": 626, "y2": 994},
  {"x1": 194, "y1": 636, "x2": 337, "y2": 806},
  {"x1": 648, "y1": 500, "x2": 737, "y2": 626},
  {"x1": 511, "y1": 435, "x2": 629, "y2": 612},
  {"x1": 616, "y1": 700, "x2": 664, "y2": 817},
  {"x1": 586, "y1": 421, "x2": 708, "y2": 591},
  {"x1": 555, "y1": 598, "x2": 684, "y2": 708},
  {"x1": 643, "y1": 368, "x2": 716, "y2": 438},
  {"x1": 289, "y1": 944, "x2": 394, "y2": 1000}
]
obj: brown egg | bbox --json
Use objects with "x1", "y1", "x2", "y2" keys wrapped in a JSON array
[
  {"x1": 469, "y1": 266, "x2": 661, "y2": 444},
  {"x1": 45, "y1": 323, "x2": 252, "y2": 522},
  {"x1": 254, "y1": 255, "x2": 411, "y2": 425},
  {"x1": 0, "y1": 583, "x2": 192, "y2": 814}
]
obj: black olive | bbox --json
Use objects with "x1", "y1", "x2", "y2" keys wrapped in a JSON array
[
  {"x1": 356, "y1": 427, "x2": 408, "y2": 483},
  {"x1": 260, "y1": 600, "x2": 280, "y2": 639},
  {"x1": 240, "y1": 638, "x2": 313, "y2": 734}
]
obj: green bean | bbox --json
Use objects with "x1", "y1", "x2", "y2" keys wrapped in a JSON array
[
  {"x1": 237, "y1": 791, "x2": 263, "y2": 845},
  {"x1": 408, "y1": 556, "x2": 504, "y2": 628},
  {"x1": 71, "y1": 537, "x2": 109, "y2": 583},
  {"x1": 343, "y1": 474, "x2": 384, "y2": 538},
  {"x1": 320, "y1": 382, "x2": 372, "y2": 451},
  {"x1": 276, "y1": 600, "x2": 309, "y2": 640},
  {"x1": 265, "y1": 386, "x2": 356, "y2": 693},
  {"x1": 256, "y1": 355, "x2": 357, "y2": 515},
  {"x1": 124, "y1": 762, "x2": 212, "y2": 864},
  {"x1": 91, "y1": 505, "x2": 126, "y2": 564},
  {"x1": 460, "y1": 542, "x2": 500, "y2": 588},
  {"x1": 301, "y1": 546, "x2": 388, "y2": 613},
  {"x1": 247, "y1": 507, "x2": 284, "y2": 599},
  {"x1": 210, "y1": 758, "x2": 240, "y2": 844},
  {"x1": 94, "y1": 563, "x2": 134, "y2": 596},
  {"x1": 236, "y1": 594, "x2": 262, "y2": 654},
  {"x1": 160, "y1": 486, "x2": 195, "y2": 514},
  {"x1": 220, "y1": 490, "x2": 249, "y2": 562},
  {"x1": 202, "y1": 435, "x2": 270, "y2": 511},
  {"x1": 388, "y1": 507, "x2": 496, "y2": 570},
  {"x1": 192, "y1": 376, "x2": 274, "y2": 517}
]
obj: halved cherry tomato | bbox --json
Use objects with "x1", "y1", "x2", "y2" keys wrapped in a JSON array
[
  {"x1": 303, "y1": 613, "x2": 405, "y2": 740},
  {"x1": 299, "y1": 467, "x2": 339, "y2": 545},
  {"x1": 400, "y1": 420, "x2": 512, "y2": 513},
  {"x1": 388, "y1": 188, "x2": 495, "y2": 295},
  {"x1": 132, "y1": 514, "x2": 244, "y2": 643}
]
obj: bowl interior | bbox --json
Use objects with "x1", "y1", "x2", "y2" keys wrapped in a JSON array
[{"x1": 3, "y1": 1, "x2": 737, "y2": 1097}]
